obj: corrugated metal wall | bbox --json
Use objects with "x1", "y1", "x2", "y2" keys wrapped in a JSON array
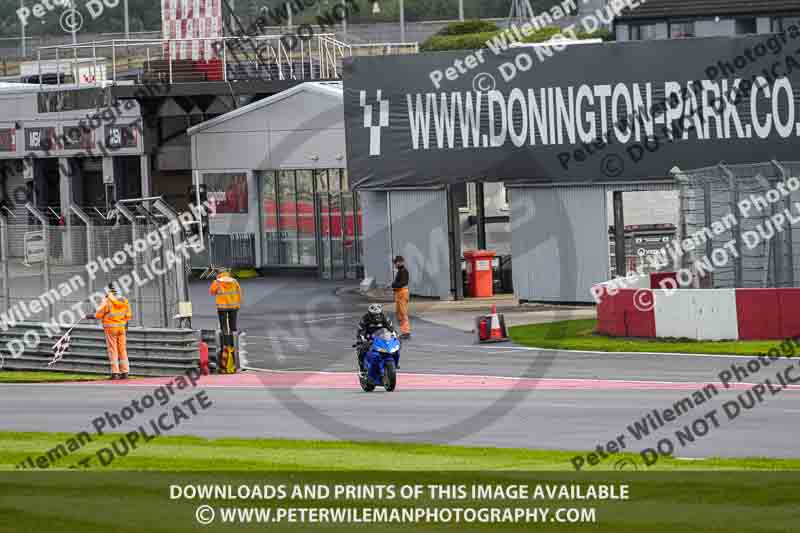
[
  {"x1": 510, "y1": 185, "x2": 609, "y2": 303},
  {"x1": 361, "y1": 190, "x2": 392, "y2": 286},
  {"x1": 388, "y1": 189, "x2": 451, "y2": 299}
]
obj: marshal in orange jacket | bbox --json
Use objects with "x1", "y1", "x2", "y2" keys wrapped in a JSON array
[
  {"x1": 210, "y1": 272, "x2": 242, "y2": 310},
  {"x1": 95, "y1": 293, "x2": 133, "y2": 328}
]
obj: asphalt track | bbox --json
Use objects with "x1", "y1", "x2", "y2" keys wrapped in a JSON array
[{"x1": 2, "y1": 278, "x2": 799, "y2": 461}]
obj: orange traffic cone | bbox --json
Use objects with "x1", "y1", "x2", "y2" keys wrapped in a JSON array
[{"x1": 488, "y1": 305, "x2": 509, "y2": 342}]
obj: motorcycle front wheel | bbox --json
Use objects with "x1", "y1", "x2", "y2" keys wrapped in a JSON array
[{"x1": 382, "y1": 360, "x2": 397, "y2": 392}]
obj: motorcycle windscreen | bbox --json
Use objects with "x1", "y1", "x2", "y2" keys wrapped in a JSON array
[{"x1": 374, "y1": 328, "x2": 393, "y2": 341}]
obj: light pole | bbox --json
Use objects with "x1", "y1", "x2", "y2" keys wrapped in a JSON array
[
  {"x1": 124, "y1": 0, "x2": 129, "y2": 39},
  {"x1": 71, "y1": 0, "x2": 77, "y2": 44},
  {"x1": 459, "y1": 0, "x2": 463, "y2": 21},
  {"x1": 20, "y1": 0, "x2": 26, "y2": 57},
  {"x1": 399, "y1": 0, "x2": 404, "y2": 42}
]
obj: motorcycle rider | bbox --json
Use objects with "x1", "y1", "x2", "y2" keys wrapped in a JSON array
[{"x1": 356, "y1": 303, "x2": 395, "y2": 374}]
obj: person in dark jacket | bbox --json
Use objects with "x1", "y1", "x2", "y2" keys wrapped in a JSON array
[
  {"x1": 391, "y1": 255, "x2": 411, "y2": 339},
  {"x1": 355, "y1": 303, "x2": 395, "y2": 373}
]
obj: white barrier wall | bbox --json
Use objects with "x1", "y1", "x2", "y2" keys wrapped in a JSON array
[{"x1": 653, "y1": 289, "x2": 739, "y2": 341}]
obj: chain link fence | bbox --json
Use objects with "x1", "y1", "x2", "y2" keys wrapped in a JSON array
[
  {"x1": 678, "y1": 161, "x2": 800, "y2": 289},
  {"x1": 0, "y1": 206, "x2": 188, "y2": 328}
]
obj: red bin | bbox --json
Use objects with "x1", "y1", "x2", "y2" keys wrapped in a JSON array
[{"x1": 464, "y1": 250, "x2": 496, "y2": 298}]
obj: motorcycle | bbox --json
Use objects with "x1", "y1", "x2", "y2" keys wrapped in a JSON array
[{"x1": 354, "y1": 328, "x2": 401, "y2": 392}]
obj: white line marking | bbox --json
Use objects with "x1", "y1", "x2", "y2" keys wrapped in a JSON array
[
  {"x1": 509, "y1": 346, "x2": 782, "y2": 359},
  {"x1": 241, "y1": 366, "x2": 800, "y2": 390},
  {"x1": 303, "y1": 314, "x2": 357, "y2": 324}
]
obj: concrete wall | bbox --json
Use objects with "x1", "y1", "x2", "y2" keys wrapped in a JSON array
[
  {"x1": 510, "y1": 185, "x2": 610, "y2": 303},
  {"x1": 653, "y1": 289, "x2": 739, "y2": 340}
]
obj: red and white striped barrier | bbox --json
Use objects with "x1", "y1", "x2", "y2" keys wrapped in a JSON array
[{"x1": 595, "y1": 283, "x2": 800, "y2": 341}]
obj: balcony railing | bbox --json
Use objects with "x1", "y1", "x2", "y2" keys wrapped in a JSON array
[{"x1": 32, "y1": 34, "x2": 419, "y2": 88}]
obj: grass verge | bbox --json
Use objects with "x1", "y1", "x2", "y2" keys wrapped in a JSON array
[
  {"x1": 509, "y1": 319, "x2": 781, "y2": 356},
  {"x1": 0, "y1": 370, "x2": 101, "y2": 383},
  {"x1": 3, "y1": 432, "x2": 799, "y2": 531},
  {"x1": 2, "y1": 431, "x2": 799, "y2": 471}
]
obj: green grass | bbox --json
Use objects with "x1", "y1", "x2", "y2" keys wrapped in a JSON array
[
  {"x1": 509, "y1": 319, "x2": 788, "y2": 356},
  {"x1": 2, "y1": 431, "x2": 799, "y2": 471},
  {"x1": 3, "y1": 432, "x2": 800, "y2": 531},
  {"x1": 0, "y1": 371, "x2": 101, "y2": 383}
]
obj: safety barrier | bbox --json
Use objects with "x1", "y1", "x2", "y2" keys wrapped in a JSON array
[
  {"x1": 0, "y1": 323, "x2": 200, "y2": 377},
  {"x1": 596, "y1": 286, "x2": 800, "y2": 341}
]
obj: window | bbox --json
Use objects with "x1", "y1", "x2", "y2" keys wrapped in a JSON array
[
  {"x1": 258, "y1": 168, "x2": 361, "y2": 274},
  {"x1": 62, "y1": 126, "x2": 94, "y2": 150},
  {"x1": 296, "y1": 169, "x2": 316, "y2": 266},
  {"x1": 735, "y1": 18, "x2": 757, "y2": 35},
  {"x1": 278, "y1": 170, "x2": 299, "y2": 265},
  {"x1": 669, "y1": 21, "x2": 694, "y2": 38},
  {"x1": 24, "y1": 127, "x2": 56, "y2": 151},
  {"x1": 630, "y1": 23, "x2": 659, "y2": 40},
  {"x1": 204, "y1": 172, "x2": 248, "y2": 214},
  {"x1": 258, "y1": 170, "x2": 281, "y2": 265},
  {"x1": 37, "y1": 88, "x2": 104, "y2": 113},
  {"x1": 0, "y1": 129, "x2": 15, "y2": 152},
  {"x1": 105, "y1": 125, "x2": 138, "y2": 149},
  {"x1": 773, "y1": 17, "x2": 800, "y2": 33}
]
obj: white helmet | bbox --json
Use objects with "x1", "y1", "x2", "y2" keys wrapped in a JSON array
[{"x1": 368, "y1": 303, "x2": 383, "y2": 315}]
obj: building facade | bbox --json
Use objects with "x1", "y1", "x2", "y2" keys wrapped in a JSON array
[
  {"x1": 188, "y1": 82, "x2": 364, "y2": 279},
  {"x1": 615, "y1": 0, "x2": 800, "y2": 41}
]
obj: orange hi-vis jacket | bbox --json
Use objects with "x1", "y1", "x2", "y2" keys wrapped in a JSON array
[
  {"x1": 210, "y1": 274, "x2": 241, "y2": 310},
  {"x1": 95, "y1": 294, "x2": 132, "y2": 328}
]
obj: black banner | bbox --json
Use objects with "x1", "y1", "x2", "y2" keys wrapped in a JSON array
[{"x1": 344, "y1": 32, "x2": 800, "y2": 189}]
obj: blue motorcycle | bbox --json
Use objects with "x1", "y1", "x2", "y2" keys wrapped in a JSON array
[{"x1": 356, "y1": 328, "x2": 400, "y2": 392}]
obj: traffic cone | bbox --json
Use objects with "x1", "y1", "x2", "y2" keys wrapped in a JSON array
[{"x1": 488, "y1": 305, "x2": 509, "y2": 342}]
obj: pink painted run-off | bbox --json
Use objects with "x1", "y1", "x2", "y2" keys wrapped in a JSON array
[{"x1": 74, "y1": 371, "x2": 800, "y2": 392}]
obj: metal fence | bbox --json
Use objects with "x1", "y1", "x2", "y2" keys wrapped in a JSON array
[
  {"x1": 32, "y1": 34, "x2": 419, "y2": 86},
  {"x1": 677, "y1": 161, "x2": 800, "y2": 289},
  {"x1": 0, "y1": 203, "x2": 190, "y2": 328},
  {"x1": 209, "y1": 233, "x2": 256, "y2": 269}
]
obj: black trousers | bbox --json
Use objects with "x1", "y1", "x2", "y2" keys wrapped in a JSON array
[{"x1": 218, "y1": 309, "x2": 238, "y2": 335}]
